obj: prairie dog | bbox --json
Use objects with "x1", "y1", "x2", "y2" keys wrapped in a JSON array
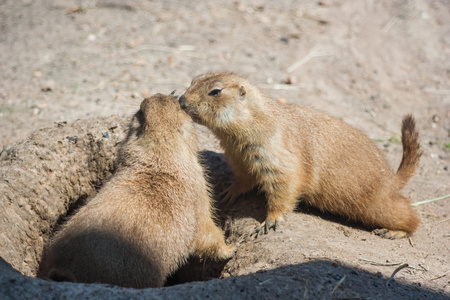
[
  {"x1": 179, "y1": 72, "x2": 422, "y2": 239},
  {"x1": 38, "y1": 94, "x2": 237, "y2": 288}
]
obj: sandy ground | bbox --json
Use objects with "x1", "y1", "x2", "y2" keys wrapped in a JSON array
[{"x1": 0, "y1": 0, "x2": 449, "y2": 298}]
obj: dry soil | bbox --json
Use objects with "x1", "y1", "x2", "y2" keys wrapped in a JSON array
[{"x1": 0, "y1": 0, "x2": 449, "y2": 299}]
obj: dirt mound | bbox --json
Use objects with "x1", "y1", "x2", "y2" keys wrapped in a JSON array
[{"x1": 0, "y1": 116, "x2": 128, "y2": 275}]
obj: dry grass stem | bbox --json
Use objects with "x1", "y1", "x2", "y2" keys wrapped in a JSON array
[
  {"x1": 360, "y1": 258, "x2": 428, "y2": 272},
  {"x1": 303, "y1": 279, "x2": 309, "y2": 300},
  {"x1": 330, "y1": 275, "x2": 346, "y2": 296},
  {"x1": 258, "y1": 83, "x2": 304, "y2": 91},
  {"x1": 386, "y1": 263, "x2": 409, "y2": 287},
  {"x1": 430, "y1": 270, "x2": 450, "y2": 281},
  {"x1": 359, "y1": 258, "x2": 404, "y2": 266},
  {"x1": 122, "y1": 45, "x2": 206, "y2": 59},
  {"x1": 411, "y1": 194, "x2": 450, "y2": 207},
  {"x1": 258, "y1": 278, "x2": 272, "y2": 286},
  {"x1": 423, "y1": 88, "x2": 450, "y2": 95},
  {"x1": 382, "y1": 16, "x2": 399, "y2": 33},
  {"x1": 435, "y1": 217, "x2": 450, "y2": 224},
  {"x1": 287, "y1": 46, "x2": 333, "y2": 73}
]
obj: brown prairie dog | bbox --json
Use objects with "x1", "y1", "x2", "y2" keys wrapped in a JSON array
[
  {"x1": 38, "y1": 94, "x2": 237, "y2": 288},
  {"x1": 179, "y1": 72, "x2": 422, "y2": 239}
]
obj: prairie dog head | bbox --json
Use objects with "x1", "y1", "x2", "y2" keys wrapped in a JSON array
[
  {"x1": 179, "y1": 72, "x2": 262, "y2": 131},
  {"x1": 120, "y1": 93, "x2": 198, "y2": 160}
]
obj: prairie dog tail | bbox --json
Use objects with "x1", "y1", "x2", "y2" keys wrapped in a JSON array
[{"x1": 396, "y1": 114, "x2": 422, "y2": 189}]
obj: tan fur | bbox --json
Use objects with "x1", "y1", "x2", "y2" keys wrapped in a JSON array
[
  {"x1": 38, "y1": 94, "x2": 236, "y2": 288},
  {"x1": 179, "y1": 72, "x2": 422, "y2": 239}
]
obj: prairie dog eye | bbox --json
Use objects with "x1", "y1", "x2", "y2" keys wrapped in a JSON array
[{"x1": 208, "y1": 89, "x2": 222, "y2": 97}]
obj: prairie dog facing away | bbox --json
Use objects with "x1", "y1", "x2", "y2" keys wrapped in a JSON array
[
  {"x1": 179, "y1": 72, "x2": 422, "y2": 239},
  {"x1": 38, "y1": 94, "x2": 237, "y2": 288}
]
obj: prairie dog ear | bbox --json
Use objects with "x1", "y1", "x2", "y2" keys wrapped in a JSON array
[{"x1": 239, "y1": 86, "x2": 246, "y2": 100}]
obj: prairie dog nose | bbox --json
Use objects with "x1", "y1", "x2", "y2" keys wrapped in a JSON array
[{"x1": 178, "y1": 95, "x2": 187, "y2": 109}]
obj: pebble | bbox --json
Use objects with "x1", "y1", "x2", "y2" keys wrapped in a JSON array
[
  {"x1": 87, "y1": 33, "x2": 97, "y2": 41},
  {"x1": 33, "y1": 71, "x2": 42, "y2": 78},
  {"x1": 285, "y1": 76, "x2": 297, "y2": 85}
]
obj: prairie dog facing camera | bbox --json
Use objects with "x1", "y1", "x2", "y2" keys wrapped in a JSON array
[
  {"x1": 179, "y1": 72, "x2": 422, "y2": 239},
  {"x1": 38, "y1": 94, "x2": 237, "y2": 288}
]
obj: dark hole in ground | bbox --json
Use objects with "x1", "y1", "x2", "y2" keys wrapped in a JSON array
[
  {"x1": 165, "y1": 255, "x2": 232, "y2": 286},
  {"x1": 54, "y1": 194, "x2": 89, "y2": 231}
]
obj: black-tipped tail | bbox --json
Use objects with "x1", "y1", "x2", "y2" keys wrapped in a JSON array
[{"x1": 396, "y1": 114, "x2": 422, "y2": 188}]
